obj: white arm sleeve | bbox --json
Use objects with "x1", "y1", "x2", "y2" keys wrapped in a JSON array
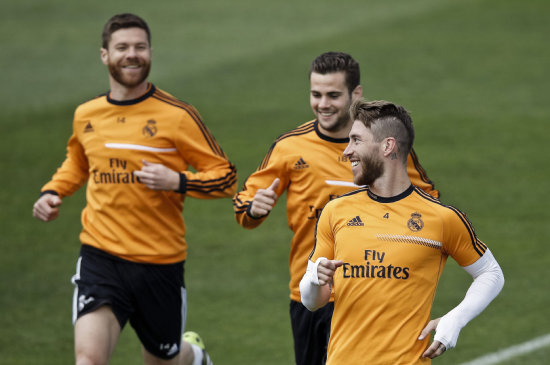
[
  {"x1": 299, "y1": 258, "x2": 331, "y2": 311},
  {"x1": 434, "y1": 249, "x2": 505, "y2": 349}
]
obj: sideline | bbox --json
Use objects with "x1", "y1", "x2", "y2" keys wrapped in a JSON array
[{"x1": 459, "y1": 333, "x2": 550, "y2": 365}]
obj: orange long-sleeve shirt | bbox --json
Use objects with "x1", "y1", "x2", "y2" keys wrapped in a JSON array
[
  {"x1": 233, "y1": 120, "x2": 438, "y2": 301},
  {"x1": 41, "y1": 84, "x2": 236, "y2": 264}
]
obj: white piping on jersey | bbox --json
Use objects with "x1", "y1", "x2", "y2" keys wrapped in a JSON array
[
  {"x1": 376, "y1": 234, "x2": 442, "y2": 250},
  {"x1": 325, "y1": 180, "x2": 361, "y2": 187},
  {"x1": 105, "y1": 143, "x2": 177, "y2": 153}
]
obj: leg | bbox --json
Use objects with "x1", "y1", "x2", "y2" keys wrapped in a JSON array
[
  {"x1": 142, "y1": 341, "x2": 194, "y2": 365},
  {"x1": 74, "y1": 305, "x2": 121, "y2": 365}
]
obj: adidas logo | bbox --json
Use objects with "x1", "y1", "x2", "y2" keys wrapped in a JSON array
[
  {"x1": 294, "y1": 157, "x2": 309, "y2": 169},
  {"x1": 347, "y1": 216, "x2": 364, "y2": 226},
  {"x1": 84, "y1": 121, "x2": 94, "y2": 133}
]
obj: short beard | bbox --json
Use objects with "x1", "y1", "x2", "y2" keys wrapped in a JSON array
[
  {"x1": 355, "y1": 154, "x2": 384, "y2": 186},
  {"x1": 108, "y1": 61, "x2": 150, "y2": 88}
]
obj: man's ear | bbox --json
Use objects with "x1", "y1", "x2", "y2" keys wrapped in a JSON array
[
  {"x1": 100, "y1": 47, "x2": 108, "y2": 65},
  {"x1": 382, "y1": 137, "x2": 398, "y2": 158},
  {"x1": 351, "y1": 85, "x2": 363, "y2": 101}
]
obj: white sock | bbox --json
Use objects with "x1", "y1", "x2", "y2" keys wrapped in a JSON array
[{"x1": 190, "y1": 343, "x2": 203, "y2": 365}]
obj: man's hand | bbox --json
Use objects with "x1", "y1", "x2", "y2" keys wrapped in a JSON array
[
  {"x1": 249, "y1": 178, "x2": 280, "y2": 218},
  {"x1": 134, "y1": 159, "x2": 179, "y2": 191},
  {"x1": 33, "y1": 193, "x2": 62, "y2": 222},
  {"x1": 317, "y1": 259, "x2": 344, "y2": 286},
  {"x1": 419, "y1": 318, "x2": 447, "y2": 359}
]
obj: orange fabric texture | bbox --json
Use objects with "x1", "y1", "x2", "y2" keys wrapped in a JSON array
[
  {"x1": 234, "y1": 120, "x2": 439, "y2": 301},
  {"x1": 310, "y1": 186, "x2": 485, "y2": 364}
]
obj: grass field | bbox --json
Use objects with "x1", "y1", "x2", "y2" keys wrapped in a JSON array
[{"x1": 1, "y1": 0, "x2": 549, "y2": 364}]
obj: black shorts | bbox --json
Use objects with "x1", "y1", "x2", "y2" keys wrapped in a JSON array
[
  {"x1": 71, "y1": 245, "x2": 186, "y2": 359},
  {"x1": 290, "y1": 300, "x2": 334, "y2": 365}
]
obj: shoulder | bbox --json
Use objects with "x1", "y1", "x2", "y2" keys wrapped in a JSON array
[
  {"x1": 325, "y1": 187, "x2": 368, "y2": 209},
  {"x1": 150, "y1": 87, "x2": 201, "y2": 118},
  {"x1": 412, "y1": 187, "x2": 470, "y2": 224},
  {"x1": 74, "y1": 92, "x2": 108, "y2": 115},
  {"x1": 271, "y1": 120, "x2": 317, "y2": 150}
]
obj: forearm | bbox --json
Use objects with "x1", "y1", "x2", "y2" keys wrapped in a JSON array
[
  {"x1": 435, "y1": 249, "x2": 504, "y2": 348},
  {"x1": 299, "y1": 258, "x2": 331, "y2": 311}
]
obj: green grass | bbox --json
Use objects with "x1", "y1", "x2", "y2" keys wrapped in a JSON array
[{"x1": 1, "y1": 0, "x2": 549, "y2": 363}]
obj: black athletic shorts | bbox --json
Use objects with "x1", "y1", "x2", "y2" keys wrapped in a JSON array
[
  {"x1": 71, "y1": 244, "x2": 186, "y2": 359},
  {"x1": 290, "y1": 300, "x2": 334, "y2": 365}
]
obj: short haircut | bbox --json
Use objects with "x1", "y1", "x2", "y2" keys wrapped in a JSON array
[
  {"x1": 350, "y1": 99, "x2": 415, "y2": 162},
  {"x1": 309, "y1": 52, "x2": 360, "y2": 93},
  {"x1": 101, "y1": 13, "x2": 151, "y2": 49}
]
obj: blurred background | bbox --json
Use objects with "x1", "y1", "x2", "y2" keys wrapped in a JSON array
[{"x1": 1, "y1": 0, "x2": 549, "y2": 363}]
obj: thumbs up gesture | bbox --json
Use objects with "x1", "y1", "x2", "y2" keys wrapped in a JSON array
[{"x1": 249, "y1": 178, "x2": 280, "y2": 218}]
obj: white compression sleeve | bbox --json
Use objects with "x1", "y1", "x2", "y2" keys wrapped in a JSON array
[
  {"x1": 434, "y1": 249, "x2": 505, "y2": 349},
  {"x1": 299, "y1": 257, "x2": 331, "y2": 311}
]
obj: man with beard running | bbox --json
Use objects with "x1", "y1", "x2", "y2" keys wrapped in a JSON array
[
  {"x1": 32, "y1": 13, "x2": 236, "y2": 365},
  {"x1": 299, "y1": 100, "x2": 504, "y2": 364},
  {"x1": 233, "y1": 52, "x2": 438, "y2": 365}
]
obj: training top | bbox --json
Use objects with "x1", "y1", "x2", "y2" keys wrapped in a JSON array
[
  {"x1": 310, "y1": 185, "x2": 486, "y2": 364},
  {"x1": 41, "y1": 84, "x2": 237, "y2": 264},
  {"x1": 233, "y1": 120, "x2": 439, "y2": 301}
]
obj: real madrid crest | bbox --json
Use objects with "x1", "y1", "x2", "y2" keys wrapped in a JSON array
[
  {"x1": 143, "y1": 120, "x2": 157, "y2": 137},
  {"x1": 407, "y1": 212, "x2": 424, "y2": 232}
]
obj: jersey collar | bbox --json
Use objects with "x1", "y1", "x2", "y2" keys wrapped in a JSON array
[
  {"x1": 366, "y1": 184, "x2": 414, "y2": 203},
  {"x1": 314, "y1": 121, "x2": 350, "y2": 143},
  {"x1": 107, "y1": 83, "x2": 156, "y2": 106}
]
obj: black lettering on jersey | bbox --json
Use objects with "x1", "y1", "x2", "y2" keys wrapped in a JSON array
[
  {"x1": 341, "y1": 261, "x2": 410, "y2": 280},
  {"x1": 383, "y1": 213, "x2": 389, "y2": 219}
]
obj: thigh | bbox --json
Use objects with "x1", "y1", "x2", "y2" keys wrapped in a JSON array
[
  {"x1": 74, "y1": 305, "x2": 121, "y2": 365},
  {"x1": 129, "y1": 261, "x2": 186, "y2": 360},
  {"x1": 290, "y1": 300, "x2": 334, "y2": 365}
]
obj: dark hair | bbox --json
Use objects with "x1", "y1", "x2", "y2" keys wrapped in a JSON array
[
  {"x1": 350, "y1": 99, "x2": 415, "y2": 162},
  {"x1": 101, "y1": 13, "x2": 151, "y2": 49},
  {"x1": 309, "y1": 52, "x2": 360, "y2": 93}
]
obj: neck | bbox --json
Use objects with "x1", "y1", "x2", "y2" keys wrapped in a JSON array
[
  {"x1": 317, "y1": 121, "x2": 352, "y2": 139},
  {"x1": 368, "y1": 166, "x2": 411, "y2": 198},
  {"x1": 109, "y1": 79, "x2": 149, "y2": 101}
]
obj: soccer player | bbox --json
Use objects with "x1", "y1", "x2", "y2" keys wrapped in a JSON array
[
  {"x1": 299, "y1": 100, "x2": 505, "y2": 364},
  {"x1": 233, "y1": 52, "x2": 439, "y2": 365},
  {"x1": 32, "y1": 13, "x2": 236, "y2": 365}
]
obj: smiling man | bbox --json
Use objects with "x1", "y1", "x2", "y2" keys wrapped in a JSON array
[
  {"x1": 233, "y1": 52, "x2": 439, "y2": 365},
  {"x1": 32, "y1": 13, "x2": 237, "y2": 365},
  {"x1": 299, "y1": 100, "x2": 504, "y2": 364}
]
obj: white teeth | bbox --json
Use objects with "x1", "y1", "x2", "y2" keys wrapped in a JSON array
[{"x1": 351, "y1": 161, "x2": 359, "y2": 167}]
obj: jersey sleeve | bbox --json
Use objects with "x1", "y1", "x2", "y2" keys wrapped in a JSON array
[
  {"x1": 40, "y1": 121, "x2": 89, "y2": 198},
  {"x1": 407, "y1": 148, "x2": 440, "y2": 199},
  {"x1": 309, "y1": 204, "x2": 335, "y2": 261},
  {"x1": 233, "y1": 141, "x2": 289, "y2": 229},
  {"x1": 175, "y1": 107, "x2": 237, "y2": 199},
  {"x1": 442, "y1": 206, "x2": 487, "y2": 267}
]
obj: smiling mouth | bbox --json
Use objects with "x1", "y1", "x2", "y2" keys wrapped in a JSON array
[{"x1": 351, "y1": 161, "x2": 359, "y2": 167}]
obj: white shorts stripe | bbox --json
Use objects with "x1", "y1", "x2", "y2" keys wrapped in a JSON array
[{"x1": 71, "y1": 256, "x2": 82, "y2": 325}]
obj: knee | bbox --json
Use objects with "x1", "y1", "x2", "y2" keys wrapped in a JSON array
[{"x1": 75, "y1": 352, "x2": 109, "y2": 365}]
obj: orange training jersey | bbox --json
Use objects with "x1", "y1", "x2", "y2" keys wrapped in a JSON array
[
  {"x1": 310, "y1": 185, "x2": 486, "y2": 365},
  {"x1": 41, "y1": 84, "x2": 237, "y2": 264},
  {"x1": 233, "y1": 120, "x2": 438, "y2": 301}
]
